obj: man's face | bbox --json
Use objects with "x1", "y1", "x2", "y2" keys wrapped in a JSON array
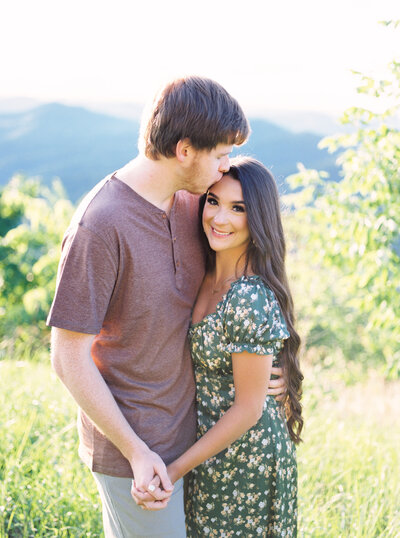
[{"x1": 184, "y1": 143, "x2": 232, "y2": 194}]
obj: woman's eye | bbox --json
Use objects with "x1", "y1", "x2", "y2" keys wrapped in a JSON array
[
  {"x1": 207, "y1": 197, "x2": 218, "y2": 205},
  {"x1": 233, "y1": 205, "x2": 245, "y2": 213}
]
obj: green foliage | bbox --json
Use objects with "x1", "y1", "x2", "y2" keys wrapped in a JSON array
[
  {"x1": 285, "y1": 42, "x2": 400, "y2": 378},
  {"x1": 0, "y1": 176, "x2": 74, "y2": 361}
]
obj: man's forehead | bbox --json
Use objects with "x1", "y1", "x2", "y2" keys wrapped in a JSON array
[{"x1": 214, "y1": 143, "x2": 233, "y2": 154}]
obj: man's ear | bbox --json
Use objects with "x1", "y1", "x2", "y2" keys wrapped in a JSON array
[{"x1": 175, "y1": 138, "x2": 194, "y2": 163}]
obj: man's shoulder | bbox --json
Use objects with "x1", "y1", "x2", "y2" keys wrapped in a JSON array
[{"x1": 70, "y1": 174, "x2": 129, "y2": 231}]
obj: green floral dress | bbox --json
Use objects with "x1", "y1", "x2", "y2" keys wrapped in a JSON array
[{"x1": 185, "y1": 276, "x2": 297, "y2": 537}]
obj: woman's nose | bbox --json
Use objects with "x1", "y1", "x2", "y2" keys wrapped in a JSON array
[{"x1": 213, "y1": 208, "x2": 228, "y2": 224}]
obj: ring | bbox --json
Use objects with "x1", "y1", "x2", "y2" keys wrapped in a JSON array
[{"x1": 148, "y1": 484, "x2": 156, "y2": 492}]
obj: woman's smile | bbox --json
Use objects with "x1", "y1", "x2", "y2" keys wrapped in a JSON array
[{"x1": 211, "y1": 227, "x2": 233, "y2": 238}]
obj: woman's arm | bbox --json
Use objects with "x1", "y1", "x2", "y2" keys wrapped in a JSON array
[{"x1": 167, "y1": 351, "x2": 273, "y2": 483}]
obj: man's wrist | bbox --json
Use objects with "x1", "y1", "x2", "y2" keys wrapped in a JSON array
[{"x1": 122, "y1": 437, "x2": 150, "y2": 464}]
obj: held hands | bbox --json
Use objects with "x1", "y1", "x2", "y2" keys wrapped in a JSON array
[
  {"x1": 131, "y1": 475, "x2": 170, "y2": 511},
  {"x1": 267, "y1": 367, "x2": 287, "y2": 402},
  {"x1": 130, "y1": 447, "x2": 174, "y2": 511}
]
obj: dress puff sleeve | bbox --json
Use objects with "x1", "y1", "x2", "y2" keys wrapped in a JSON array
[{"x1": 222, "y1": 277, "x2": 290, "y2": 356}]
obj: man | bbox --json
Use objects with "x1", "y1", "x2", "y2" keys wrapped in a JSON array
[{"x1": 48, "y1": 76, "x2": 285, "y2": 537}]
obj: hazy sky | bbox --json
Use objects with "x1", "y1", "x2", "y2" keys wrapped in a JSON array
[{"x1": 1, "y1": 0, "x2": 399, "y2": 115}]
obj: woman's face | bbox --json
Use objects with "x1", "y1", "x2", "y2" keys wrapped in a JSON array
[{"x1": 202, "y1": 174, "x2": 250, "y2": 256}]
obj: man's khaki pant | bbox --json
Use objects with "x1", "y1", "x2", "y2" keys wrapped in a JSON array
[{"x1": 92, "y1": 472, "x2": 186, "y2": 538}]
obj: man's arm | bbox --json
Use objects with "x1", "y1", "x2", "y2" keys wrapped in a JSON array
[{"x1": 51, "y1": 327, "x2": 173, "y2": 499}]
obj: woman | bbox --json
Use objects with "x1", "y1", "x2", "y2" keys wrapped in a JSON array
[{"x1": 170, "y1": 156, "x2": 303, "y2": 536}]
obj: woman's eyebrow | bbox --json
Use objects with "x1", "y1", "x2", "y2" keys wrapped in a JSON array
[
  {"x1": 207, "y1": 192, "x2": 245, "y2": 205},
  {"x1": 207, "y1": 191, "x2": 219, "y2": 199}
]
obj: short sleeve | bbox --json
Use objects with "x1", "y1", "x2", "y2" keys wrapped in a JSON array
[
  {"x1": 222, "y1": 278, "x2": 290, "y2": 356},
  {"x1": 47, "y1": 223, "x2": 118, "y2": 334}
]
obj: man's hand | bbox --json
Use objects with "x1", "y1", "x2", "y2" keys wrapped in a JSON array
[
  {"x1": 267, "y1": 366, "x2": 287, "y2": 402},
  {"x1": 130, "y1": 448, "x2": 173, "y2": 511}
]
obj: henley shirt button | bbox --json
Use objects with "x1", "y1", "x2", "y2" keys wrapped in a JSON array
[
  {"x1": 162, "y1": 214, "x2": 167, "y2": 219},
  {"x1": 173, "y1": 237, "x2": 177, "y2": 241},
  {"x1": 176, "y1": 261, "x2": 180, "y2": 267}
]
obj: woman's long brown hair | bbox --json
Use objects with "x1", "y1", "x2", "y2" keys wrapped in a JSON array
[{"x1": 200, "y1": 156, "x2": 304, "y2": 443}]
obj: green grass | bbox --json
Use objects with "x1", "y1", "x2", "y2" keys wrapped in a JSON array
[
  {"x1": 0, "y1": 361, "x2": 102, "y2": 537},
  {"x1": 1, "y1": 360, "x2": 399, "y2": 537},
  {"x1": 298, "y1": 366, "x2": 400, "y2": 537}
]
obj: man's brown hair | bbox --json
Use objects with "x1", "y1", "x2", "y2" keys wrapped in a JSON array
[{"x1": 140, "y1": 76, "x2": 250, "y2": 159}]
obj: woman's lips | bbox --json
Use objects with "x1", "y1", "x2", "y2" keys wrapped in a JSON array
[{"x1": 211, "y1": 227, "x2": 233, "y2": 237}]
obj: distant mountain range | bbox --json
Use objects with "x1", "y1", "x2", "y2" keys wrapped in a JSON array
[
  {"x1": 0, "y1": 102, "x2": 340, "y2": 201},
  {"x1": 0, "y1": 98, "x2": 345, "y2": 135}
]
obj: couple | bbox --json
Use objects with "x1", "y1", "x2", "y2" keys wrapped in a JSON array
[{"x1": 48, "y1": 76, "x2": 303, "y2": 537}]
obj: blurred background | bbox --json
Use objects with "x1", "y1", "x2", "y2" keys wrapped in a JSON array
[{"x1": 0, "y1": 0, "x2": 399, "y2": 536}]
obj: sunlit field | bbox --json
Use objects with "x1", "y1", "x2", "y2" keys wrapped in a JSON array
[
  {"x1": 0, "y1": 360, "x2": 102, "y2": 537},
  {"x1": 298, "y1": 365, "x2": 400, "y2": 537},
  {"x1": 1, "y1": 359, "x2": 399, "y2": 537}
]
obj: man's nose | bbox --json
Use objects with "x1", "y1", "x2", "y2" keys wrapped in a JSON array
[{"x1": 219, "y1": 156, "x2": 230, "y2": 173}]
